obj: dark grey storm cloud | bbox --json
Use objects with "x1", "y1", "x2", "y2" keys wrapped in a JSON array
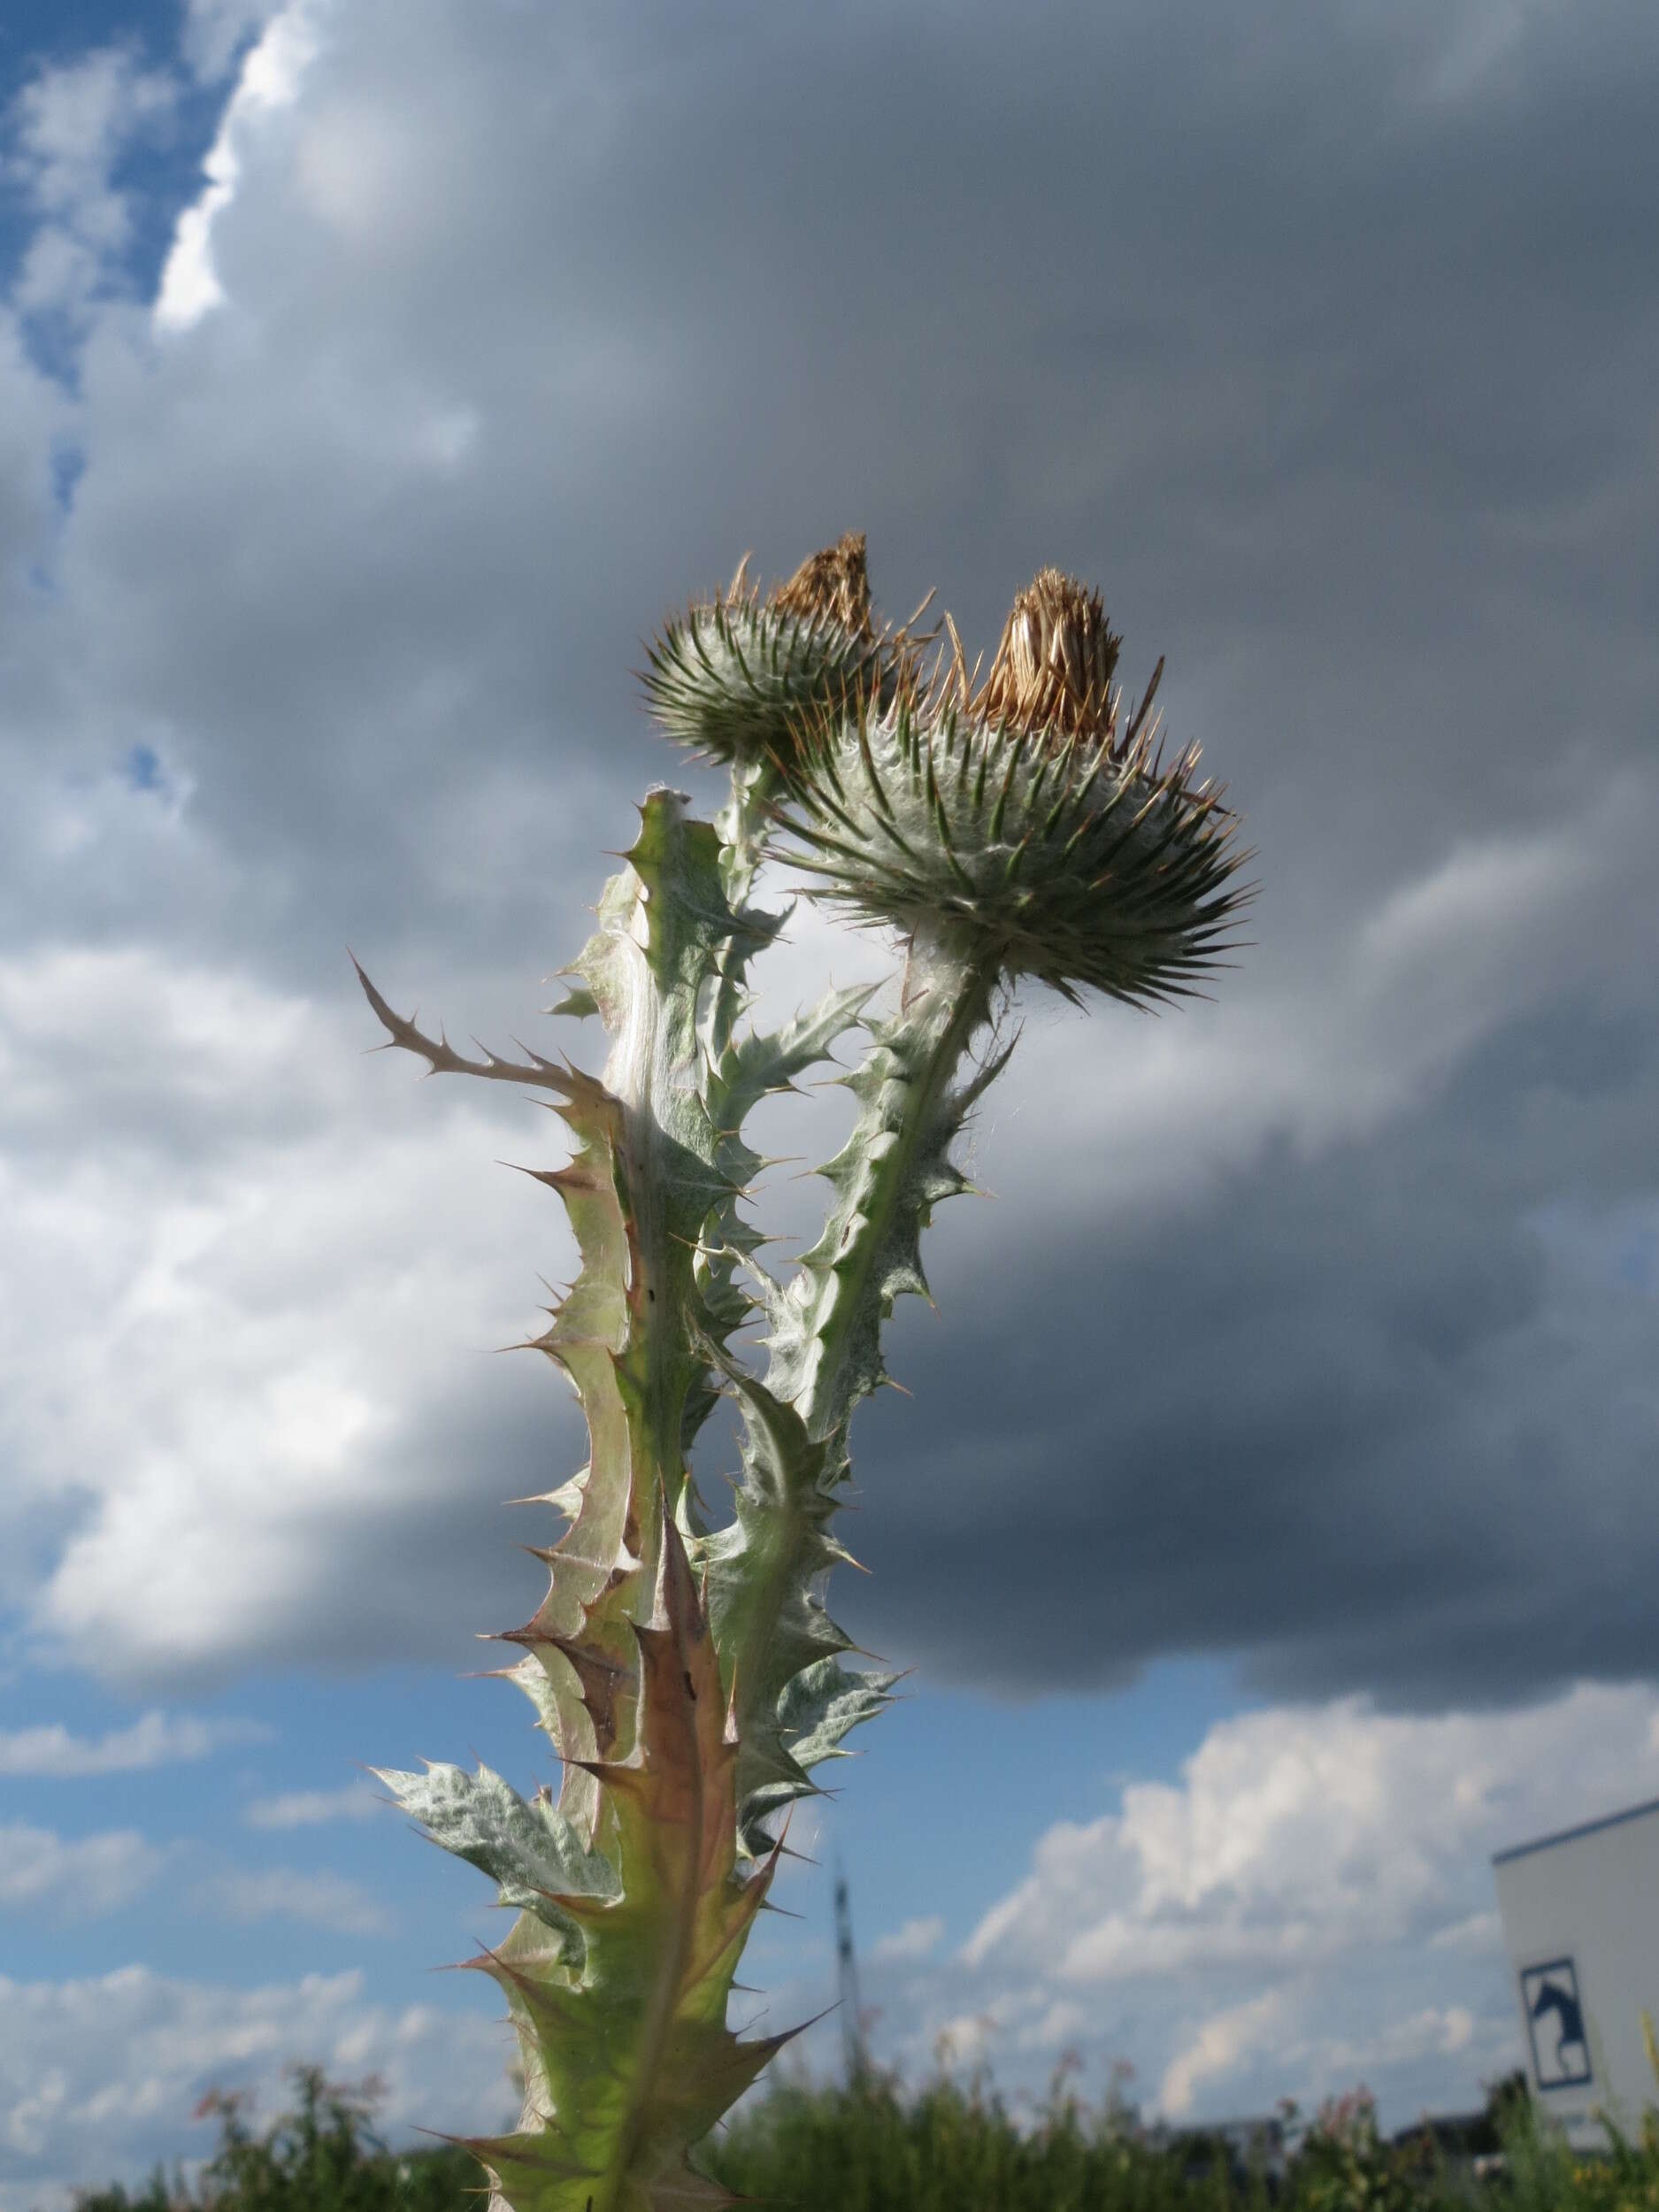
[
  {"x1": 4, "y1": 0, "x2": 1655, "y2": 1707},
  {"x1": 841, "y1": 1017, "x2": 1658, "y2": 1707},
  {"x1": 12, "y1": 0, "x2": 1657, "y2": 969}
]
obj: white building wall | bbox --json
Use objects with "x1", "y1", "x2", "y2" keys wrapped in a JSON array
[{"x1": 1493, "y1": 1797, "x2": 1659, "y2": 2151}]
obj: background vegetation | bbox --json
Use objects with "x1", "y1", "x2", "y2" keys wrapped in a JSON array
[{"x1": 65, "y1": 2055, "x2": 1659, "y2": 2212}]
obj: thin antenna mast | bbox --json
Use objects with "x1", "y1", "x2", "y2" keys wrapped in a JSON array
[{"x1": 833, "y1": 1858, "x2": 867, "y2": 2084}]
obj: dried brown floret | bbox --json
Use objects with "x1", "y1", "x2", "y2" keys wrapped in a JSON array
[
  {"x1": 769, "y1": 529, "x2": 874, "y2": 636},
  {"x1": 974, "y1": 567, "x2": 1123, "y2": 743}
]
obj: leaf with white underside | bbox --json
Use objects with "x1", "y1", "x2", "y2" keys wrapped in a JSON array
[{"x1": 375, "y1": 1761, "x2": 617, "y2": 1968}]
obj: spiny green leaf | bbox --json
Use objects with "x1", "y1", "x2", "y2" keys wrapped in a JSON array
[{"x1": 375, "y1": 1761, "x2": 617, "y2": 1967}]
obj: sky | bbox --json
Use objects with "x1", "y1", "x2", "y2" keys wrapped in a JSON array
[{"x1": 1, "y1": 0, "x2": 1656, "y2": 2200}]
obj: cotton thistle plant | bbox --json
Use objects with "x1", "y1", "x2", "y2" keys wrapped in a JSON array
[{"x1": 358, "y1": 533, "x2": 1250, "y2": 2209}]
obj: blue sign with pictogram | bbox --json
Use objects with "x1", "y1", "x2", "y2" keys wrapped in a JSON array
[{"x1": 1521, "y1": 1958, "x2": 1593, "y2": 2090}]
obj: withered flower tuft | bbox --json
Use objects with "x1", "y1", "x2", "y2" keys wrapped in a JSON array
[
  {"x1": 975, "y1": 566, "x2": 1123, "y2": 741},
  {"x1": 769, "y1": 530, "x2": 873, "y2": 636}
]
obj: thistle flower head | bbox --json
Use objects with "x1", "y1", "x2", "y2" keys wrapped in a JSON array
[
  {"x1": 780, "y1": 568, "x2": 1251, "y2": 1008},
  {"x1": 640, "y1": 531, "x2": 924, "y2": 788},
  {"x1": 976, "y1": 566, "x2": 1123, "y2": 741}
]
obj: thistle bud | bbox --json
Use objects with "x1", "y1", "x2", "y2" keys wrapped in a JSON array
[
  {"x1": 641, "y1": 532, "x2": 915, "y2": 786},
  {"x1": 782, "y1": 570, "x2": 1250, "y2": 1008}
]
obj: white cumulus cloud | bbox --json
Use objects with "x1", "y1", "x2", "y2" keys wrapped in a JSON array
[
  {"x1": 0, "y1": 1963, "x2": 512, "y2": 2209},
  {"x1": 965, "y1": 1682, "x2": 1659, "y2": 1984},
  {"x1": 204, "y1": 1866, "x2": 392, "y2": 1937},
  {"x1": 0, "y1": 1824, "x2": 164, "y2": 1918},
  {"x1": 1160, "y1": 1987, "x2": 1292, "y2": 2119},
  {"x1": 0, "y1": 1710, "x2": 269, "y2": 1777},
  {"x1": 866, "y1": 1682, "x2": 1659, "y2": 2124},
  {"x1": 156, "y1": 2, "x2": 326, "y2": 330},
  {"x1": 242, "y1": 1783, "x2": 383, "y2": 1829},
  {"x1": 6, "y1": 45, "x2": 176, "y2": 319},
  {"x1": 871, "y1": 1915, "x2": 945, "y2": 1966}
]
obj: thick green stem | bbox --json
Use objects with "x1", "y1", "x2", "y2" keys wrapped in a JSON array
[
  {"x1": 504, "y1": 797, "x2": 745, "y2": 1837},
  {"x1": 778, "y1": 922, "x2": 995, "y2": 1442},
  {"x1": 701, "y1": 921, "x2": 1002, "y2": 1849}
]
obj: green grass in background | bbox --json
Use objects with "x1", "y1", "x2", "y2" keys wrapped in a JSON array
[{"x1": 62, "y1": 2043, "x2": 1659, "y2": 2212}]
